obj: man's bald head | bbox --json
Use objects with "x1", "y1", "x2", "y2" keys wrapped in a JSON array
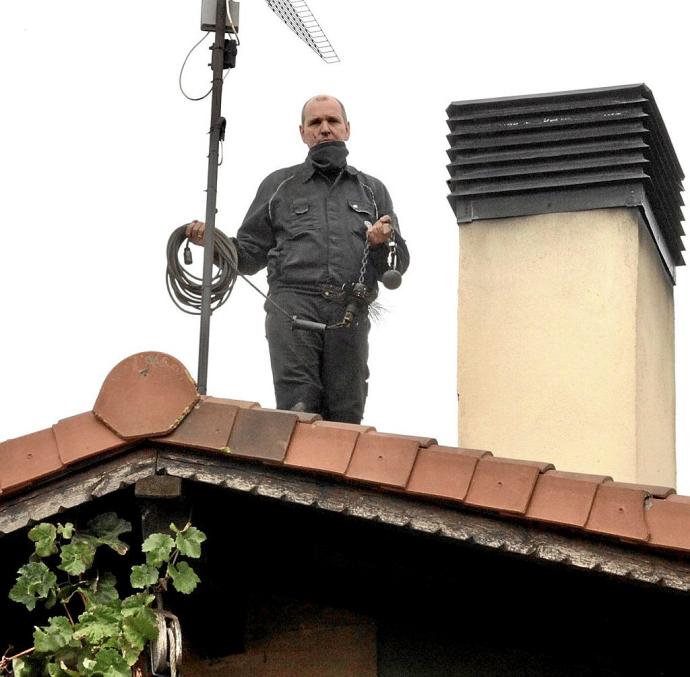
[{"x1": 301, "y1": 95, "x2": 348, "y2": 124}]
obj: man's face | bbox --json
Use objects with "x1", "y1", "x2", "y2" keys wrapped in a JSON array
[{"x1": 300, "y1": 97, "x2": 350, "y2": 148}]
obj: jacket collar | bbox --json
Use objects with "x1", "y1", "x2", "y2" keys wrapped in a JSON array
[{"x1": 297, "y1": 159, "x2": 360, "y2": 183}]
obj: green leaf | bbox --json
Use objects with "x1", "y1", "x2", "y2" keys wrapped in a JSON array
[
  {"x1": 122, "y1": 605, "x2": 158, "y2": 646},
  {"x1": 59, "y1": 536, "x2": 97, "y2": 576},
  {"x1": 91, "y1": 572, "x2": 119, "y2": 604},
  {"x1": 90, "y1": 648, "x2": 131, "y2": 677},
  {"x1": 9, "y1": 561, "x2": 58, "y2": 610},
  {"x1": 73, "y1": 605, "x2": 121, "y2": 643},
  {"x1": 168, "y1": 561, "x2": 200, "y2": 594},
  {"x1": 57, "y1": 522, "x2": 75, "y2": 540},
  {"x1": 130, "y1": 563, "x2": 159, "y2": 589},
  {"x1": 174, "y1": 525, "x2": 207, "y2": 559},
  {"x1": 12, "y1": 657, "x2": 40, "y2": 677},
  {"x1": 85, "y1": 513, "x2": 131, "y2": 556},
  {"x1": 122, "y1": 592, "x2": 155, "y2": 609},
  {"x1": 142, "y1": 533, "x2": 174, "y2": 567},
  {"x1": 46, "y1": 662, "x2": 78, "y2": 677},
  {"x1": 34, "y1": 616, "x2": 73, "y2": 653},
  {"x1": 29, "y1": 523, "x2": 58, "y2": 558}
]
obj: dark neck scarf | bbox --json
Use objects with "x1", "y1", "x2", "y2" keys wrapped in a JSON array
[{"x1": 308, "y1": 140, "x2": 349, "y2": 173}]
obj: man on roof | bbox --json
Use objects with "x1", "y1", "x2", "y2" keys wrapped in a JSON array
[{"x1": 187, "y1": 94, "x2": 409, "y2": 424}]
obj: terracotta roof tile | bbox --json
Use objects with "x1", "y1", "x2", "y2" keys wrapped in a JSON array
[
  {"x1": 228, "y1": 408, "x2": 298, "y2": 463},
  {"x1": 159, "y1": 400, "x2": 239, "y2": 450},
  {"x1": 94, "y1": 352, "x2": 199, "y2": 439},
  {"x1": 526, "y1": 470, "x2": 610, "y2": 528},
  {"x1": 345, "y1": 432, "x2": 436, "y2": 488},
  {"x1": 53, "y1": 412, "x2": 128, "y2": 465},
  {"x1": 585, "y1": 484, "x2": 651, "y2": 542},
  {"x1": 0, "y1": 429, "x2": 63, "y2": 493},
  {"x1": 202, "y1": 396, "x2": 260, "y2": 409},
  {"x1": 647, "y1": 498, "x2": 690, "y2": 551},
  {"x1": 465, "y1": 457, "x2": 548, "y2": 515},
  {"x1": 406, "y1": 445, "x2": 490, "y2": 502},
  {"x1": 285, "y1": 421, "x2": 374, "y2": 475},
  {"x1": 607, "y1": 482, "x2": 676, "y2": 499}
]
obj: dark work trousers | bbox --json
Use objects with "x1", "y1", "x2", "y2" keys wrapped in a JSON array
[{"x1": 265, "y1": 290, "x2": 370, "y2": 424}]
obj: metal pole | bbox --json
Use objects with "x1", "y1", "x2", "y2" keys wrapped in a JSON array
[{"x1": 197, "y1": 0, "x2": 227, "y2": 394}]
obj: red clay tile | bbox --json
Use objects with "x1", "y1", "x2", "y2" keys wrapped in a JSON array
[
  {"x1": 203, "y1": 396, "x2": 260, "y2": 409},
  {"x1": 285, "y1": 421, "x2": 373, "y2": 474},
  {"x1": 53, "y1": 412, "x2": 128, "y2": 465},
  {"x1": 158, "y1": 400, "x2": 239, "y2": 450},
  {"x1": 585, "y1": 484, "x2": 650, "y2": 542},
  {"x1": 94, "y1": 352, "x2": 199, "y2": 440},
  {"x1": 228, "y1": 408, "x2": 298, "y2": 463},
  {"x1": 346, "y1": 432, "x2": 435, "y2": 488},
  {"x1": 647, "y1": 497, "x2": 690, "y2": 552},
  {"x1": 465, "y1": 457, "x2": 545, "y2": 514},
  {"x1": 666, "y1": 495, "x2": 690, "y2": 504},
  {"x1": 607, "y1": 481, "x2": 676, "y2": 499},
  {"x1": 406, "y1": 446, "x2": 489, "y2": 502},
  {"x1": 275, "y1": 410, "x2": 323, "y2": 423},
  {"x1": 526, "y1": 471, "x2": 610, "y2": 528},
  {"x1": 0, "y1": 429, "x2": 63, "y2": 493}
]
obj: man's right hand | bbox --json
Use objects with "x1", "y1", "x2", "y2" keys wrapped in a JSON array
[{"x1": 186, "y1": 220, "x2": 205, "y2": 245}]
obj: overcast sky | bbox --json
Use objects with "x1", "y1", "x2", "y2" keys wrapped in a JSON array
[{"x1": 1, "y1": 1, "x2": 688, "y2": 489}]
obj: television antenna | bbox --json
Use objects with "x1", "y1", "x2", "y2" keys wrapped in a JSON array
[{"x1": 194, "y1": 0, "x2": 339, "y2": 394}]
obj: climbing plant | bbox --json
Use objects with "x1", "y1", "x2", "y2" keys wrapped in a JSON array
[{"x1": 1, "y1": 512, "x2": 206, "y2": 676}]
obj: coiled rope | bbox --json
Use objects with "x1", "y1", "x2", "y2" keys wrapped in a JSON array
[{"x1": 165, "y1": 225, "x2": 238, "y2": 315}]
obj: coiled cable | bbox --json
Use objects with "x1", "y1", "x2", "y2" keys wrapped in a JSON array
[{"x1": 165, "y1": 225, "x2": 238, "y2": 315}]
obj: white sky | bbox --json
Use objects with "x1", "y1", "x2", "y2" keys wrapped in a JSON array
[{"x1": 1, "y1": 1, "x2": 688, "y2": 489}]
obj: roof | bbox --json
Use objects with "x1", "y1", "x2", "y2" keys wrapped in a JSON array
[
  {"x1": 3, "y1": 352, "x2": 690, "y2": 591},
  {"x1": 445, "y1": 84, "x2": 686, "y2": 280}
]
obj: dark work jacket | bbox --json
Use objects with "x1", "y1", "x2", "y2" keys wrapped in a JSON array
[{"x1": 235, "y1": 159, "x2": 409, "y2": 294}]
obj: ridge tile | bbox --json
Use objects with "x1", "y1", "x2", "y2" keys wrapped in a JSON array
[
  {"x1": 0, "y1": 428, "x2": 63, "y2": 493},
  {"x1": 285, "y1": 421, "x2": 373, "y2": 475},
  {"x1": 585, "y1": 484, "x2": 651, "y2": 541},
  {"x1": 406, "y1": 445, "x2": 490, "y2": 502},
  {"x1": 228, "y1": 408, "x2": 298, "y2": 463},
  {"x1": 53, "y1": 412, "x2": 128, "y2": 465},
  {"x1": 647, "y1": 497, "x2": 690, "y2": 551},
  {"x1": 158, "y1": 400, "x2": 240, "y2": 450}
]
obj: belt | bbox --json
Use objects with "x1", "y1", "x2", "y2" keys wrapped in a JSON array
[{"x1": 320, "y1": 283, "x2": 377, "y2": 304}]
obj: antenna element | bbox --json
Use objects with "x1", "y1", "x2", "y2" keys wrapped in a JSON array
[{"x1": 265, "y1": 0, "x2": 340, "y2": 63}]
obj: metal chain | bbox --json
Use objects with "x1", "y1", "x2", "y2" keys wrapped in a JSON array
[{"x1": 358, "y1": 240, "x2": 370, "y2": 286}]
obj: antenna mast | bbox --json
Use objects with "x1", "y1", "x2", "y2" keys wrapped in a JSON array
[{"x1": 195, "y1": 0, "x2": 339, "y2": 393}]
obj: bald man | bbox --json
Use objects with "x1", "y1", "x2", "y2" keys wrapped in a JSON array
[{"x1": 188, "y1": 95, "x2": 409, "y2": 423}]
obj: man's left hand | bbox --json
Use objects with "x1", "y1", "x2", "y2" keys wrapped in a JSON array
[{"x1": 366, "y1": 215, "x2": 393, "y2": 246}]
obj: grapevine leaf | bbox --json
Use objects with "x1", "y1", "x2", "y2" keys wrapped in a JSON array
[
  {"x1": 9, "y1": 561, "x2": 58, "y2": 610},
  {"x1": 85, "y1": 513, "x2": 131, "y2": 556},
  {"x1": 12, "y1": 657, "x2": 40, "y2": 677},
  {"x1": 34, "y1": 616, "x2": 74, "y2": 653},
  {"x1": 122, "y1": 592, "x2": 155, "y2": 609},
  {"x1": 29, "y1": 523, "x2": 58, "y2": 558},
  {"x1": 59, "y1": 536, "x2": 97, "y2": 576},
  {"x1": 168, "y1": 561, "x2": 200, "y2": 594},
  {"x1": 46, "y1": 662, "x2": 78, "y2": 677},
  {"x1": 57, "y1": 522, "x2": 75, "y2": 540},
  {"x1": 130, "y1": 564, "x2": 159, "y2": 589},
  {"x1": 142, "y1": 533, "x2": 174, "y2": 567},
  {"x1": 73, "y1": 605, "x2": 121, "y2": 643},
  {"x1": 91, "y1": 572, "x2": 119, "y2": 604},
  {"x1": 122, "y1": 605, "x2": 158, "y2": 646},
  {"x1": 174, "y1": 525, "x2": 206, "y2": 559},
  {"x1": 90, "y1": 648, "x2": 131, "y2": 677}
]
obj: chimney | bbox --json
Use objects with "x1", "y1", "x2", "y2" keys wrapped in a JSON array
[{"x1": 446, "y1": 85, "x2": 684, "y2": 486}]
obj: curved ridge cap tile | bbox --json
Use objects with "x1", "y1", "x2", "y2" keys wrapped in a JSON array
[
  {"x1": 346, "y1": 431, "x2": 427, "y2": 488},
  {"x1": 465, "y1": 457, "x2": 543, "y2": 514},
  {"x1": 158, "y1": 399, "x2": 241, "y2": 451},
  {"x1": 359, "y1": 429, "x2": 437, "y2": 448},
  {"x1": 526, "y1": 471, "x2": 608, "y2": 528},
  {"x1": 202, "y1": 395, "x2": 261, "y2": 409},
  {"x1": 53, "y1": 411, "x2": 128, "y2": 465},
  {"x1": 585, "y1": 484, "x2": 651, "y2": 542},
  {"x1": 284, "y1": 421, "x2": 370, "y2": 475},
  {"x1": 93, "y1": 352, "x2": 199, "y2": 440},
  {"x1": 488, "y1": 456, "x2": 555, "y2": 473},
  {"x1": 406, "y1": 444, "x2": 485, "y2": 502},
  {"x1": 609, "y1": 481, "x2": 676, "y2": 499},
  {"x1": 647, "y1": 497, "x2": 690, "y2": 551},
  {"x1": 0, "y1": 428, "x2": 63, "y2": 494},
  {"x1": 227, "y1": 408, "x2": 298, "y2": 463}
]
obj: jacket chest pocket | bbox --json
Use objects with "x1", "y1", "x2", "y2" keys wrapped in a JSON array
[
  {"x1": 287, "y1": 198, "x2": 317, "y2": 235},
  {"x1": 348, "y1": 199, "x2": 375, "y2": 241}
]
